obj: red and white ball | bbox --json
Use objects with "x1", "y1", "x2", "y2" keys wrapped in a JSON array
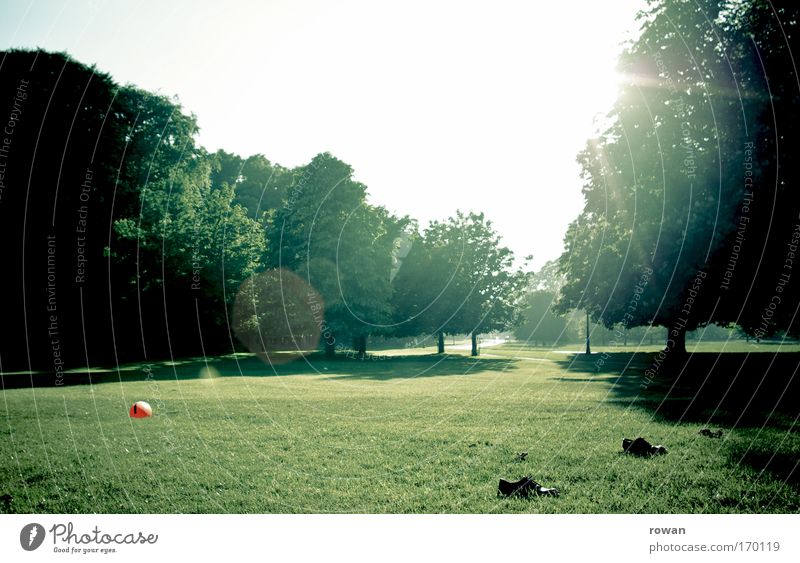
[{"x1": 129, "y1": 401, "x2": 152, "y2": 418}]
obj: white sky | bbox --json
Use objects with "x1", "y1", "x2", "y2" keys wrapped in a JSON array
[{"x1": 1, "y1": 0, "x2": 644, "y2": 270}]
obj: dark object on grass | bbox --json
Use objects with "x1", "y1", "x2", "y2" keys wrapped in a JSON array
[
  {"x1": 515, "y1": 451, "x2": 528, "y2": 461},
  {"x1": 622, "y1": 437, "x2": 668, "y2": 456},
  {"x1": 698, "y1": 428, "x2": 724, "y2": 438},
  {"x1": 498, "y1": 476, "x2": 559, "y2": 498}
]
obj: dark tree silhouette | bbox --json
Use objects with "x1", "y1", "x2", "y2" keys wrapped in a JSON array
[{"x1": 556, "y1": 0, "x2": 800, "y2": 354}]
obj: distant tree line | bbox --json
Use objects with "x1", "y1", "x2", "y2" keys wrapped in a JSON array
[
  {"x1": 0, "y1": 49, "x2": 526, "y2": 376},
  {"x1": 512, "y1": 259, "x2": 729, "y2": 348}
]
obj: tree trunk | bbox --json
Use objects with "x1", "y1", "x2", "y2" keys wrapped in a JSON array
[
  {"x1": 584, "y1": 311, "x2": 591, "y2": 355},
  {"x1": 357, "y1": 334, "x2": 367, "y2": 357},
  {"x1": 471, "y1": 332, "x2": 479, "y2": 356},
  {"x1": 670, "y1": 325, "x2": 687, "y2": 355},
  {"x1": 325, "y1": 340, "x2": 336, "y2": 358},
  {"x1": 438, "y1": 332, "x2": 445, "y2": 354}
]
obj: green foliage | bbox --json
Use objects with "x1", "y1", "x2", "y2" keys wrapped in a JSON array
[
  {"x1": 168, "y1": 163, "x2": 267, "y2": 302},
  {"x1": 107, "y1": 86, "x2": 268, "y2": 354},
  {"x1": 109, "y1": 87, "x2": 267, "y2": 307},
  {"x1": 0, "y1": 49, "x2": 126, "y2": 368},
  {"x1": 107, "y1": 85, "x2": 204, "y2": 290},
  {"x1": 231, "y1": 269, "x2": 323, "y2": 358},
  {"x1": 268, "y1": 153, "x2": 407, "y2": 345},
  {"x1": 513, "y1": 290, "x2": 572, "y2": 346},
  {"x1": 393, "y1": 211, "x2": 528, "y2": 340},
  {"x1": 210, "y1": 150, "x2": 294, "y2": 219},
  {"x1": 528, "y1": 259, "x2": 564, "y2": 293},
  {"x1": 557, "y1": 0, "x2": 800, "y2": 344}
]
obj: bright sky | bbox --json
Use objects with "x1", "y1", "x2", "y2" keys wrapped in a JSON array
[{"x1": 1, "y1": 0, "x2": 643, "y2": 270}]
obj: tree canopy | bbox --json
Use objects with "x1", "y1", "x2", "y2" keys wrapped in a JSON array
[
  {"x1": 556, "y1": 0, "x2": 800, "y2": 352},
  {"x1": 392, "y1": 211, "x2": 527, "y2": 354}
]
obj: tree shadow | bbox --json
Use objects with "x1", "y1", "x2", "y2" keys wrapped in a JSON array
[
  {"x1": 319, "y1": 354, "x2": 516, "y2": 381},
  {"x1": 729, "y1": 447, "x2": 800, "y2": 488},
  {"x1": 0, "y1": 352, "x2": 515, "y2": 388},
  {"x1": 554, "y1": 351, "x2": 800, "y2": 427},
  {"x1": 553, "y1": 351, "x2": 800, "y2": 489}
]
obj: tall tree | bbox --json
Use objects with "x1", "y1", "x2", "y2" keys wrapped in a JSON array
[
  {"x1": 106, "y1": 86, "x2": 221, "y2": 360},
  {"x1": 113, "y1": 151, "x2": 267, "y2": 356},
  {"x1": 556, "y1": 0, "x2": 798, "y2": 354},
  {"x1": 0, "y1": 49, "x2": 123, "y2": 372},
  {"x1": 392, "y1": 211, "x2": 527, "y2": 355},
  {"x1": 268, "y1": 153, "x2": 405, "y2": 356},
  {"x1": 711, "y1": 0, "x2": 800, "y2": 341}
]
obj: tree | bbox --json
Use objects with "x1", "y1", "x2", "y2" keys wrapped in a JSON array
[
  {"x1": 267, "y1": 153, "x2": 406, "y2": 357},
  {"x1": 708, "y1": 1, "x2": 800, "y2": 341},
  {"x1": 113, "y1": 151, "x2": 267, "y2": 351},
  {"x1": 514, "y1": 290, "x2": 572, "y2": 346},
  {"x1": 210, "y1": 150, "x2": 294, "y2": 219},
  {"x1": 100, "y1": 85, "x2": 273, "y2": 361},
  {"x1": 555, "y1": 0, "x2": 798, "y2": 354},
  {"x1": 0, "y1": 49, "x2": 124, "y2": 372},
  {"x1": 529, "y1": 259, "x2": 566, "y2": 293},
  {"x1": 106, "y1": 85, "x2": 266, "y2": 360},
  {"x1": 231, "y1": 268, "x2": 323, "y2": 363},
  {"x1": 392, "y1": 211, "x2": 527, "y2": 355}
]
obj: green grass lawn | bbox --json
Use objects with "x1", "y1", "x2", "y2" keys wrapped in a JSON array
[{"x1": 1, "y1": 344, "x2": 798, "y2": 513}]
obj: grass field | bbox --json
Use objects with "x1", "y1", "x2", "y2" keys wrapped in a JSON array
[{"x1": 1, "y1": 342, "x2": 798, "y2": 513}]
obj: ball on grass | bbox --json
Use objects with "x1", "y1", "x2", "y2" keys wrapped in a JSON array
[{"x1": 129, "y1": 401, "x2": 152, "y2": 418}]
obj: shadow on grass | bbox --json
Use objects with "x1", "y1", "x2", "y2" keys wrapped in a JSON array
[
  {"x1": 0, "y1": 352, "x2": 515, "y2": 388},
  {"x1": 729, "y1": 447, "x2": 800, "y2": 488},
  {"x1": 554, "y1": 351, "x2": 800, "y2": 489},
  {"x1": 320, "y1": 354, "x2": 515, "y2": 381},
  {"x1": 554, "y1": 351, "x2": 800, "y2": 427}
]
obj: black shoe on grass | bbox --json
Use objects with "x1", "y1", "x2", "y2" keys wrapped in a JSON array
[
  {"x1": 622, "y1": 437, "x2": 668, "y2": 456},
  {"x1": 498, "y1": 476, "x2": 559, "y2": 498}
]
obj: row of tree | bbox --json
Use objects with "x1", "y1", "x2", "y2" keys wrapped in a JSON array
[{"x1": 0, "y1": 49, "x2": 525, "y2": 373}]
